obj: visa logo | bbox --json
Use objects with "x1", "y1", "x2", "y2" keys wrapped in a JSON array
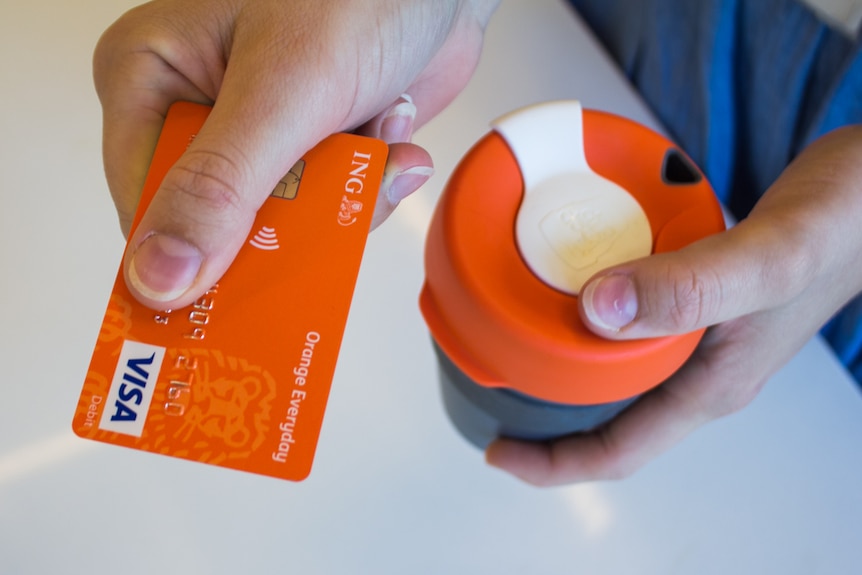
[{"x1": 98, "y1": 340, "x2": 166, "y2": 437}]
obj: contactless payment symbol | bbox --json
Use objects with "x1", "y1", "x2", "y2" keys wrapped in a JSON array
[
  {"x1": 250, "y1": 160, "x2": 306, "y2": 250},
  {"x1": 249, "y1": 226, "x2": 280, "y2": 251}
]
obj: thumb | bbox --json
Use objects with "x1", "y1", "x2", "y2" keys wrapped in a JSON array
[
  {"x1": 120, "y1": 15, "x2": 365, "y2": 310},
  {"x1": 123, "y1": 97, "x2": 333, "y2": 310},
  {"x1": 578, "y1": 220, "x2": 812, "y2": 339}
]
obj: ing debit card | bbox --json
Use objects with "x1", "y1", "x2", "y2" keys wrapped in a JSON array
[{"x1": 72, "y1": 101, "x2": 388, "y2": 481}]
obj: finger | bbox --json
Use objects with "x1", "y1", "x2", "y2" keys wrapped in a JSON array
[
  {"x1": 483, "y1": 326, "x2": 743, "y2": 486},
  {"x1": 577, "y1": 217, "x2": 817, "y2": 339},
  {"x1": 356, "y1": 93, "x2": 434, "y2": 229},
  {"x1": 485, "y1": 243, "x2": 837, "y2": 488},
  {"x1": 484, "y1": 293, "x2": 818, "y2": 488},
  {"x1": 370, "y1": 143, "x2": 434, "y2": 231},
  {"x1": 578, "y1": 125, "x2": 862, "y2": 340},
  {"x1": 484, "y1": 384, "x2": 707, "y2": 487},
  {"x1": 357, "y1": 94, "x2": 417, "y2": 144}
]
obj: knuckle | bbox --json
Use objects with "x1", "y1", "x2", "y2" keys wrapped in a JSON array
[
  {"x1": 687, "y1": 349, "x2": 767, "y2": 420},
  {"x1": 95, "y1": 4, "x2": 152, "y2": 55},
  {"x1": 93, "y1": 7, "x2": 171, "y2": 93},
  {"x1": 601, "y1": 453, "x2": 640, "y2": 481},
  {"x1": 526, "y1": 474, "x2": 558, "y2": 489},
  {"x1": 704, "y1": 379, "x2": 763, "y2": 419},
  {"x1": 93, "y1": 22, "x2": 128, "y2": 91},
  {"x1": 662, "y1": 263, "x2": 721, "y2": 332},
  {"x1": 734, "y1": 214, "x2": 821, "y2": 309},
  {"x1": 94, "y1": 11, "x2": 131, "y2": 52},
  {"x1": 593, "y1": 429, "x2": 638, "y2": 481},
  {"x1": 166, "y1": 149, "x2": 249, "y2": 220},
  {"x1": 763, "y1": 223, "x2": 819, "y2": 300},
  {"x1": 602, "y1": 461, "x2": 637, "y2": 482}
]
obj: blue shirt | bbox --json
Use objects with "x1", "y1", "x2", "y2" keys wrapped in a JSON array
[{"x1": 568, "y1": 0, "x2": 862, "y2": 381}]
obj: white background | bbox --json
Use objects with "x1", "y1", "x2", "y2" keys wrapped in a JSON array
[{"x1": 2, "y1": 1, "x2": 862, "y2": 573}]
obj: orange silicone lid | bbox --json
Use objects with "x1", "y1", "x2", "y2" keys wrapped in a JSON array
[{"x1": 420, "y1": 105, "x2": 726, "y2": 405}]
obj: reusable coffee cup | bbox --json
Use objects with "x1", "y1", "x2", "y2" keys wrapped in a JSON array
[{"x1": 419, "y1": 101, "x2": 726, "y2": 449}]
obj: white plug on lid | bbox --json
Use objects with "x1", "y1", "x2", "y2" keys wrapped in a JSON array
[{"x1": 493, "y1": 101, "x2": 653, "y2": 295}]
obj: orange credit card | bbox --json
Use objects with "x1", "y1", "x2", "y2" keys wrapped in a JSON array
[{"x1": 72, "y1": 101, "x2": 388, "y2": 481}]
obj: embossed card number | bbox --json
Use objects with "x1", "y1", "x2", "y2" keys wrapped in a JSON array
[{"x1": 72, "y1": 102, "x2": 388, "y2": 481}]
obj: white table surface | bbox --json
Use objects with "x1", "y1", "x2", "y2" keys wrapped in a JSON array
[{"x1": 3, "y1": 1, "x2": 862, "y2": 573}]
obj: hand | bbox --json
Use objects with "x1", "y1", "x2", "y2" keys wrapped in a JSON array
[
  {"x1": 94, "y1": 0, "x2": 500, "y2": 309},
  {"x1": 486, "y1": 125, "x2": 862, "y2": 486}
]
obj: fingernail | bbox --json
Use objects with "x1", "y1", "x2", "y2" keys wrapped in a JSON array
[
  {"x1": 581, "y1": 274, "x2": 637, "y2": 331},
  {"x1": 380, "y1": 95, "x2": 417, "y2": 144},
  {"x1": 387, "y1": 165, "x2": 434, "y2": 203},
  {"x1": 128, "y1": 234, "x2": 202, "y2": 302}
]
